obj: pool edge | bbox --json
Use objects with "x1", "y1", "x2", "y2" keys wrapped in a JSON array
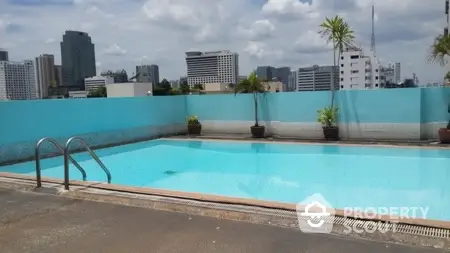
[
  {"x1": 164, "y1": 136, "x2": 450, "y2": 149},
  {"x1": 1, "y1": 171, "x2": 449, "y2": 232}
]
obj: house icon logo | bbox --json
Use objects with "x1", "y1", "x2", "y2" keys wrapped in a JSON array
[{"x1": 296, "y1": 193, "x2": 335, "y2": 233}]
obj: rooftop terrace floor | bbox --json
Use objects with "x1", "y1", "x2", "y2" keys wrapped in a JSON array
[{"x1": 0, "y1": 187, "x2": 443, "y2": 253}]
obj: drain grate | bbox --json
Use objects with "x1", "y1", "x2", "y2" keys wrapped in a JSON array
[{"x1": 151, "y1": 195, "x2": 450, "y2": 239}]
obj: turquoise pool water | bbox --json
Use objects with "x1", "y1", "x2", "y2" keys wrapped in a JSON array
[{"x1": 2, "y1": 139, "x2": 450, "y2": 221}]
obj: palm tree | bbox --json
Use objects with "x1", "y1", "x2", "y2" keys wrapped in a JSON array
[
  {"x1": 428, "y1": 33, "x2": 450, "y2": 66},
  {"x1": 319, "y1": 15, "x2": 355, "y2": 108},
  {"x1": 428, "y1": 33, "x2": 450, "y2": 142},
  {"x1": 235, "y1": 72, "x2": 267, "y2": 137}
]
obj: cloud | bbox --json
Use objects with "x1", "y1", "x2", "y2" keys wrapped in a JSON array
[
  {"x1": 238, "y1": 19, "x2": 276, "y2": 40},
  {"x1": 0, "y1": 0, "x2": 445, "y2": 83},
  {"x1": 102, "y1": 44, "x2": 126, "y2": 56},
  {"x1": 8, "y1": 0, "x2": 73, "y2": 6},
  {"x1": 44, "y1": 38, "x2": 55, "y2": 44}
]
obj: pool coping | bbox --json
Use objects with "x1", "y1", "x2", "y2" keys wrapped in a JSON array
[
  {"x1": 167, "y1": 135, "x2": 450, "y2": 149},
  {"x1": 164, "y1": 135, "x2": 450, "y2": 150},
  {"x1": 0, "y1": 171, "x2": 449, "y2": 231}
]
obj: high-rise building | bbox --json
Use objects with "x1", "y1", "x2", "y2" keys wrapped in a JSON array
[
  {"x1": 101, "y1": 69, "x2": 128, "y2": 83},
  {"x1": 61, "y1": 30, "x2": 96, "y2": 88},
  {"x1": 288, "y1": 71, "x2": 297, "y2": 91},
  {"x1": 256, "y1": 66, "x2": 274, "y2": 80},
  {"x1": 381, "y1": 62, "x2": 401, "y2": 86},
  {"x1": 185, "y1": 50, "x2": 239, "y2": 86},
  {"x1": 84, "y1": 76, "x2": 114, "y2": 93},
  {"x1": 339, "y1": 46, "x2": 383, "y2": 90},
  {"x1": 273, "y1": 67, "x2": 291, "y2": 91},
  {"x1": 393, "y1": 62, "x2": 401, "y2": 84},
  {"x1": 256, "y1": 66, "x2": 290, "y2": 90},
  {"x1": 54, "y1": 65, "x2": 63, "y2": 86},
  {"x1": 136, "y1": 65, "x2": 159, "y2": 85},
  {"x1": 35, "y1": 54, "x2": 56, "y2": 99},
  {"x1": 0, "y1": 60, "x2": 37, "y2": 100},
  {"x1": 0, "y1": 49, "x2": 8, "y2": 61},
  {"x1": 297, "y1": 65, "x2": 339, "y2": 92}
]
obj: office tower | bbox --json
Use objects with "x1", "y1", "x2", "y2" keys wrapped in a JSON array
[
  {"x1": 256, "y1": 66, "x2": 274, "y2": 80},
  {"x1": 54, "y1": 65, "x2": 63, "y2": 86},
  {"x1": 0, "y1": 49, "x2": 8, "y2": 61},
  {"x1": 273, "y1": 67, "x2": 291, "y2": 91},
  {"x1": 256, "y1": 66, "x2": 291, "y2": 90},
  {"x1": 60, "y1": 30, "x2": 96, "y2": 88},
  {"x1": 297, "y1": 65, "x2": 339, "y2": 91},
  {"x1": 35, "y1": 54, "x2": 56, "y2": 99},
  {"x1": 101, "y1": 69, "x2": 128, "y2": 83},
  {"x1": 339, "y1": 46, "x2": 383, "y2": 90},
  {"x1": 136, "y1": 65, "x2": 159, "y2": 85},
  {"x1": 185, "y1": 50, "x2": 239, "y2": 86},
  {"x1": 0, "y1": 60, "x2": 37, "y2": 100}
]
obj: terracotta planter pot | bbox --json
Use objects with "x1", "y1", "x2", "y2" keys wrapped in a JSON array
[
  {"x1": 251, "y1": 125, "x2": 265, "y2": 138},
  {"x1": 438, "y1": 128, "x2": 450, "y2": 143},
  {"x1": 322, "y1": 126, "x2": 339, "y2": 141},
  {"x1": 187, "y1": 124, "x2": 202, "y2": 135}
]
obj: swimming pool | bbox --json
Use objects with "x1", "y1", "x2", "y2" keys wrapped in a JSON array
[{"x1": 1, "y1": 139, "x2": 450, "y2": 221}]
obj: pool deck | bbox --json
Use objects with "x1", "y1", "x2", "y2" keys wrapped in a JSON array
[{"x1": 0, "y1": 187, "x2": 444, "y2": 253}]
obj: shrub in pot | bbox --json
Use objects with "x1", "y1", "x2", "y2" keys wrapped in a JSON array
[
  {"x1": 317, "y1": 106, "x2": 339, "y2": 140},
  {"x1": 438, "y1": 105, "x2": 450, "y2": 143},
  {"x1": 187, "y1": 115, "x2": 202, "y2": 135},
  {"x1": 234, "y1": 72, "x2": 267, "y2": 138}
]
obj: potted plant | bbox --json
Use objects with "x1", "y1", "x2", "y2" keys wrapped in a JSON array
[
  {"x1": 187, "y1": 115, "x2": 202, "y2": 135},
  {"x1": 438, "y1": 103, "x2": 450, "y2": 143},
  {"x1": 317, "y1": 106, "x2": 339, "y2": 140},
  {"x1": 235, "y1": 72, "x2": 267, "y2": 138}
]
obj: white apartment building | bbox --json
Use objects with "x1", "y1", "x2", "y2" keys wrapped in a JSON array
[
  {"x1": 185, "y1": 50, "x2": 239, "y2": 86},
  {"x1": 106, "y1": 82, "x2": 153, "y2": 98},
  {"x1": 0, "y1": 60, "x2": 37, "y2": 100},
  {"x1": 68, "y1": 90, "x2": 88, "y2": 99},
  {"x1": 339, "y1": 47, "x2": 384, "y2": 90},
  {"x1": 35, "y1": 54, "x2": 55, "y2": 99},
  {"x1": 84, "y1": 76, "x2": 114, "y2": 93},
  {"x1": 381, "y1": 62, "x2": 401, "y2": 85},
  {"x1": 392, "y1": 62, "x2": 401, "y2": 84}
]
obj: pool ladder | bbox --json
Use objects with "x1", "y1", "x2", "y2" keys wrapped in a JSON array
[{"x1": 35, "y1": 136, "x2": 112, "y2": 190}]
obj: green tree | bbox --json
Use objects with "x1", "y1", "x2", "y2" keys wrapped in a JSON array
[
  {"x1": 159, "y1": 79, "x2": 171, "y2": 90},
  {"x1": 169, "y1": 88, "x2": 181, "y2": 95},
  {"x1": 234, "y1": 72, "x2": 266, "y2": 127},
  {"x1": 88, "y1": 86, "x2": 107, "y2": 98},
  {"x1": 319, "y1": 15, "x2": 355, "y2": 108},
  {"x1": 428, "y1": 33, "x2": 450, "y2": 66},
  {"x1": 180, "y1": 80, "x2": 190, "y2": 94},
  {"x1": 50, "y1": 79, "x2": 57, "y2": 88},
  {"x1": 193, "y1": 84, "x2": 204, "y2": 90}
]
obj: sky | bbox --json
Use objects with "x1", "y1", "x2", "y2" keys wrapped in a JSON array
[{"x1": 0, "y1": 0, "x2": 445, "y2": 83}]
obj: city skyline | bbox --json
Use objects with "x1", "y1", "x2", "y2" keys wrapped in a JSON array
[{"x1": 0, "y1": 0, "x2": 444, "y2": 84}]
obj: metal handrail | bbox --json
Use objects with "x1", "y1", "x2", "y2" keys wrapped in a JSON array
[
  {"x1": 35, "y1": 137, "x2": 87, "y2": 188},
  {"x1": 64, "y1": 136, "x2": 112, "y2": 190}
]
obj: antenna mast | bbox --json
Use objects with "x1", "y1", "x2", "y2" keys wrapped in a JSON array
[{"x1": 370, "y1": 4, "x2": 376, "y2": 54}]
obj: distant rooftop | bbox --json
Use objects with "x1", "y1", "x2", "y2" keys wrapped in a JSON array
[{"x1": 185, "y1": 50, "x2": 233, "y2": 57}]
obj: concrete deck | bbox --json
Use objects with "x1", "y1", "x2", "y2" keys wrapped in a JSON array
[{"x1": 0, "y1": 187, "x2": 445, "y2": 253}]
